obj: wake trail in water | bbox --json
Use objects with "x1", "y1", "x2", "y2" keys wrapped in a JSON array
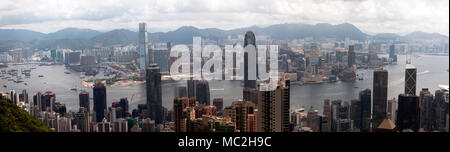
[{"x1": 417, "y1": 70, "x2": 430, "y2": 75}]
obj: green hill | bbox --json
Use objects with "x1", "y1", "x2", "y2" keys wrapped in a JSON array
[{"x1": 0, "y1": 98, "x2": 52, "y2": 132}]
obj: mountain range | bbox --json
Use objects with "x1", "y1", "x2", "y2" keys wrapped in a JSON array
[{"x1": 0, "y1": 23, "x2": 448, "y2": 51}]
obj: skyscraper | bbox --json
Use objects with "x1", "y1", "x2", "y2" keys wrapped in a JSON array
[
  {"x1": 388, "y1": 99, "x2": 398, "y2": 123},
  {"x1": 213, "y1": 98, "x2": 224, "y2": 116},
  {"x1": 323, "y1": 99, "x2": 332, "y2": 132},
  {"x1": 373, "y1": 69, "x2": 388, "y2": 129},
  {"x1": 389, "y1": 44, "x2": 397, "y2": 62},
  {"x1": 244, "y1": 31, "x2": 257, "y2": 89},
  {"x1": 333, "y1": 101, "x2": 352, "y2": 132},
  {"x1": 187, "y1": 79, "x2": 196, "y2": 98},
  {"x1": 330, "y1": 100, "x2": 341, "y2": 132},
  {"x1": 230, "y1": 100, "x2": 255, "y2": 132},
  {"x1": 173, "y1": 97, "x2": 195, "y2": 132},
  {"x1": 139, "y1": 23, "x2": 149, "y2": 71},
  {"x1": 75, "y1": 107, "x2": 90, "y2": 132},
  {"x1": 195, "y1": 80, "x2": 210, "y2": 105},
  {"x1": 434, "y1": 90, "x2": 448, "y2": 131},
  {"x1": 172, "y1": 98, "x2": 183, "y2": 132},
  {"x1": 309, "y1": 44, "x2": 320, "y2": 75},
  {"x1": 348, "y1": 45, "x2": 355, "y2": 68},
  {"x1": 146, "y1": 64, "x2": 162, "y2": 124},
  {"x1": 350, "y1": 99, "x2": 361, "y2": 130},
  {"x1": 307, "y1": 109, "x2": 321, "y2": 132},
  {"x1": 112, "y1": 98, "x2": 129, "y2": 118},
  {"x1": 43, "y1": 91, "x2": 55, "y2": 112},
  {"x1": 420, "y1": 88, "x2": 434, "y2": 131},
  {"x1": 405, "y1": 64, "x2": 417, "y2": 95},
  {"x1": 20, "y1": 89, "x2": 28, "y2": 104},
  {"x1": 247, "y1": 109, "x2": 258, "y2": 132},
  {"x1": 396, "y1": 94, "x2": 420, "y2": 132},
  {"x1": 79, "y1": 91, "x2": 89, "y2": 113},
  {"x1": 243, "y1": 87, "x2": 259, "y2": 105},
  {"x1": 153, "y1": 48, "x2": 169, "y2": 72},
  {"x1": 33, "y1": 92, "x2": 43, "y2": 112},
  {"x1": 359, "y1": 89, "x2": 372, "y2": 132},
  {"x1": 93, "y1": 82, "x2": 107, "y2": 122},
  {"x1": 258, "y1": 80, "x2": 290, "y2": 132}
]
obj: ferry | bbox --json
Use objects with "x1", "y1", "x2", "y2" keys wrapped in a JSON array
[
  {"x1": 70, "y1": 88, "x2": 77, "y2": 91},
  {"x1": 295, "y1": 107, "x2": 305, "y2": 113},
  {"x1": 439, "y1": 84, "x2": 449, "y2": 92},
  {"x1": 64, "y1": 72, "x2": 71, "y2": 74},
  {"x1": 38, "y1": 75, "x2": 44, "y2": 77}
]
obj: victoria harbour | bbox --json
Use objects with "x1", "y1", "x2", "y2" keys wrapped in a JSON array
[{"x1": 2, "y1": 54, "x2": 448, "y2": 113}]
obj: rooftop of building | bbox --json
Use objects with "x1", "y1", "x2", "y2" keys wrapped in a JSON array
[
  {"x1": 406, "y1": 64, "x2": 416, "y2": 69},
  {"x1": 377, "y1": 118, "x2": 396, "y2": 130}
]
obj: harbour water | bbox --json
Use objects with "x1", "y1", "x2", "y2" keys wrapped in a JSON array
[{"x1": 1, "y1": 55, "x2": 448, "y2": 113}]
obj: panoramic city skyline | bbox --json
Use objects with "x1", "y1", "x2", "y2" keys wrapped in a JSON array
[
  {"x1": 0, "y1": 0, "x2": 448, "y2": 36},
  {"x1": 0, "y1": 0, "x2": 448, "y2": 135},
  {"x1": 1, "y1": 1, "x2": 449, "y2": 151}
]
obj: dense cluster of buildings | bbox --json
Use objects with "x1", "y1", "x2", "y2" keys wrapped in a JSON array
[
  {"x1": 291, "y1": 63, "x2": 449, "y2": 132},
  {"x1": 0, "y1": 48, "x2": 34, "y2": 63},
  {"x1": 1, "y1": 23, "x2": 448, "y2": 133},
  {"x1": 281, "y1": 41, "x2": 401, "y2": 85},
  {"x1": 171, "y1": 78, "x2": 290, "y2": 132}
]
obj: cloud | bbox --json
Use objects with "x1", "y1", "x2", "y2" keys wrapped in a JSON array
[{"x1": 0, "y1": 0, "x2": 448, "y2": 36}]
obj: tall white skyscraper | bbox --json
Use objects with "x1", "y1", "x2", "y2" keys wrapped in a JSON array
[{"x1": 139, "y1": 23, "x2": 149, "y2": 71}]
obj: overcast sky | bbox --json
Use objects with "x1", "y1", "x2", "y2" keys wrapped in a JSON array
[{"x1": 0, "y1": 0, "x2": 448, "y2": 36}]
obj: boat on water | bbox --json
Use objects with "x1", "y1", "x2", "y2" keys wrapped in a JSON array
[
  {"x1": 439, "y1": 84, "x2": 449, "y2": 92},
  {"x1": 38, "y1": 75, "x2": 44, "y2": 77},
  {"x1": 24, "y1": 83, "x2": 27, "y2": 85},
  {"x1": 70, "y1": 88, "x2": 77, "y2": 91},
  {"x1": 3, "y1": 85, "x2": 6, "y2": 88},
  {"x1": 295, "y1": 107, "x2": 305, "y2": 113},
  {"x1": 65, "y1": 72, "x2": 71, "y2": 74}
]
